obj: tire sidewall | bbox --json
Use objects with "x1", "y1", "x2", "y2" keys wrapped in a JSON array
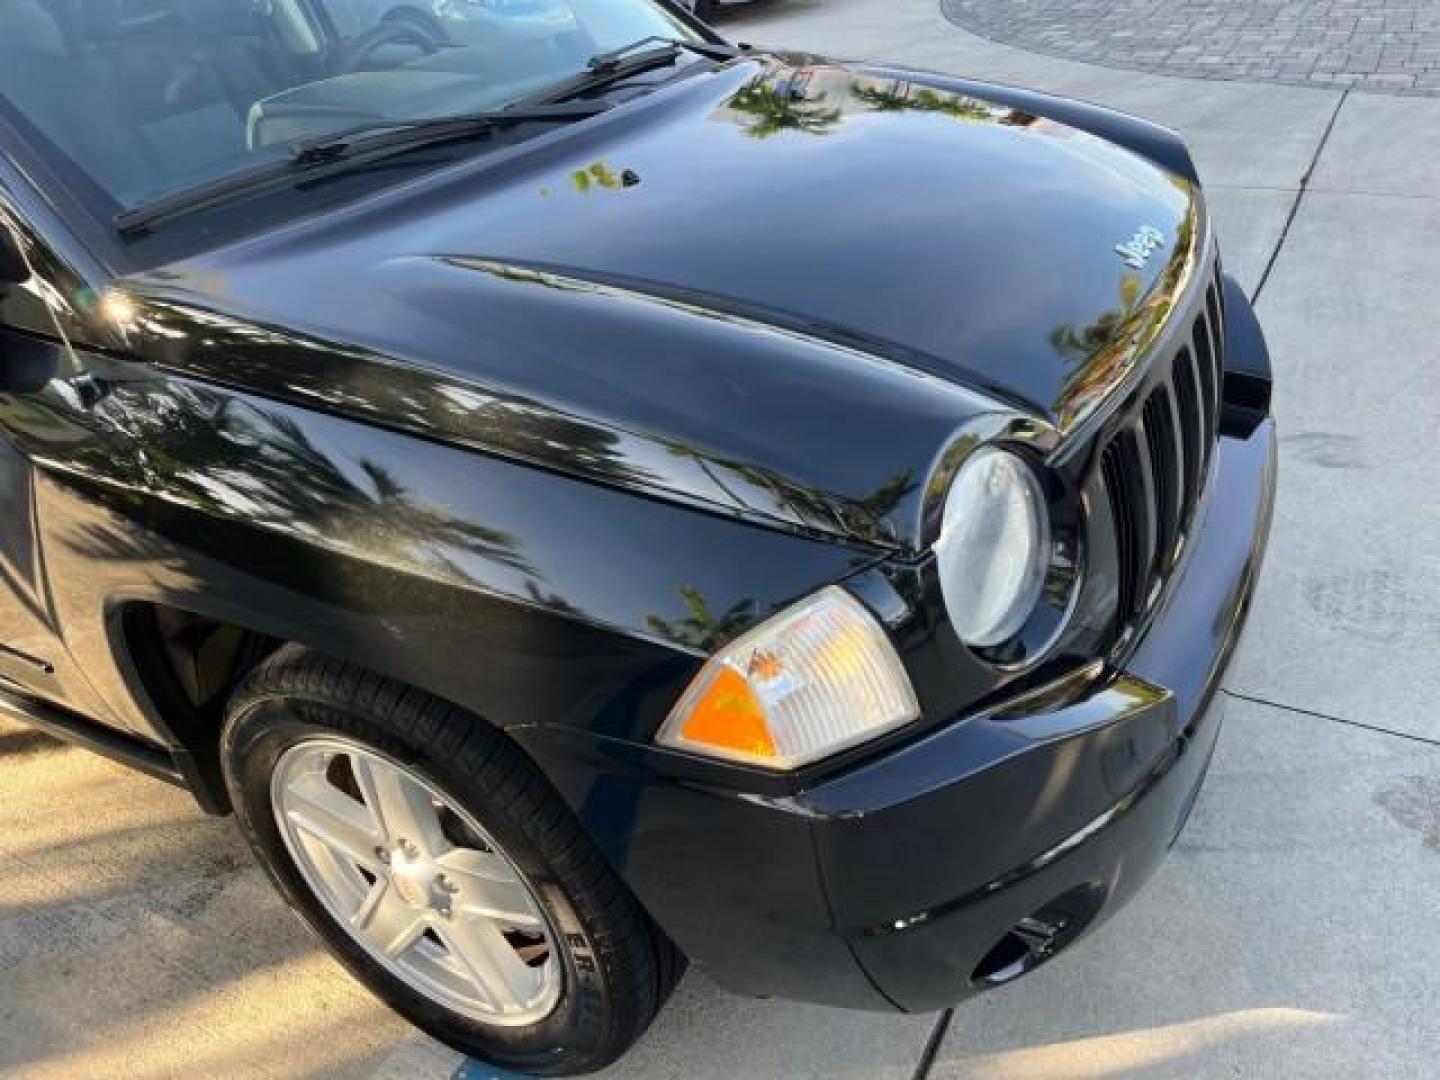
[{"x1": 222, "y1": 696, "x2": 615, "y2": 1074}]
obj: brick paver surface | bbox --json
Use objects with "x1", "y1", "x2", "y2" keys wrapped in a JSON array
[{"x1": 942, "y1": 0, "x2": 1440, "y2": 95}]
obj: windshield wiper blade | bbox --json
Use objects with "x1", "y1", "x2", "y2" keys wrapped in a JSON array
[
  {"x1": 587, "y1": 35, "x2": 741, "y2": 72},
  {"x1": 534, "y1": 36, "x2": 742, "y2": 106},
  {"x1": 287, "y1": 101, "x2": 610, "y2": 166},
  {"x1": 114, "y1": 102, "x2": 608, "y2": 237}
]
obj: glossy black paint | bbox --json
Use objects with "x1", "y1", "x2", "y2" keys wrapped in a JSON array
[
  {"x1": 0, "y1": 228, "x2": 26, "y2": 286},
  {"x1": 512, "y1": 310, "x2": 1276, "y2": 1008},
  {"x1": 843, "y1": 414, "x2": 1275, "y2": 1009},
  {"x1": 857, "y1": 64, "x2": 1202, "y2": 187},
  {"x1": 113, "y1": 57, "x2": 1199, "y2": 553},
  {"x1": 1218, "y1": 274, "x2": 1274, "y2": 423},
  {"x1": 0, "y1": 44, "x2": 1275, "y2": 1014}
]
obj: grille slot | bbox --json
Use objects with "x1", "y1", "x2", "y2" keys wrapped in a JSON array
[
  {"x1": 1142, "y1": 389, "x2": 1182, "y2": 572},
  {"x1": 1173, "y1": 347, "x2": 1204, "y2": 515},
  {"x1": 1203, "y1": 281, "x2": 1225, "y2": 455},
  {"x1": 1101, "y1": 266, "x2": 1226, "y2": 635},
  {"x1": 1101, "y1": 434, "x2": 1143, "y2": 623}
]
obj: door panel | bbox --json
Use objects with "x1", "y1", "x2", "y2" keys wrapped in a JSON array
[
  {"x1": 0, "y1": 209, "x2": 122, "y2": 723},
  {"x1": 0, "y1": 328, "x2": 115, "y2": 713},
  {"x1": 0, "y1": 332, "x2": 68, "y2": 702}
]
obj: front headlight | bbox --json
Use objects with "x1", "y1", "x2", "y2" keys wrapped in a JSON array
[
  {"x1": 658, "y1": 587, "x2": 919, "y2": 770},
  {"x1": 936, "y1": 447, "x2": 1051, "y2": 648}
]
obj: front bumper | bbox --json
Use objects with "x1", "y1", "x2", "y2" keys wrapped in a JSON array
[
  {"x1": 806, "y1": 405, "x2": 1274, "y2": 1010},
  {"x1": 517, "y1": 287, "x2": 1277, "y2": 1014}
]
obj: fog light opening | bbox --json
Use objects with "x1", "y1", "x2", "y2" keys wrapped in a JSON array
[
  {"x1": 971, "y1": 930, "x2": 1033, "y2": 986},
  {"x1": 969, "y1": 886, "x2": 1104, "y2": 987}
]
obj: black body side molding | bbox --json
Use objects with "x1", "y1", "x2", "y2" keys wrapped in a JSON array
[{"x1": 0, "y1": 685, "x2": 188, "y2": 789}]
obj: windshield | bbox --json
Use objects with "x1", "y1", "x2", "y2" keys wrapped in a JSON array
[{"x1": 0, "y1": 0, "x2": 700, "y2": 216}]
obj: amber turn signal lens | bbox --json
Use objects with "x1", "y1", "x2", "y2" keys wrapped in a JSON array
[
  {"x1": 677, "y1": 667, "x2": 777, "y2": 759},
  {"x1": 658, "y1": 587, "x2": 919, "y2": 770}
]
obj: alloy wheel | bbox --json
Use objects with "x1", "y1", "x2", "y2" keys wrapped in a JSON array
[{"x1": 270, "y1": 738, "x2": 562, "y2": 1026}]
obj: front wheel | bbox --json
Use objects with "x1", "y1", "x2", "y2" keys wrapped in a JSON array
[{"x1": 221, "y1": 646, "x2": 681, "y2": 1076}]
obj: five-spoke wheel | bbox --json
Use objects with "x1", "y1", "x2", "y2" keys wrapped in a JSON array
[
  {"x1": 271, "y1": 739, "x2": 561, "y2": 1025},
  {"x1": 222, "y1": 645, "x2": 682, "y2": 1076}
]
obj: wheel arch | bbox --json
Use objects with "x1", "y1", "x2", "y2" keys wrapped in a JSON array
[{"x1": 107, "y1": 597, "x2": 544, "y2": 816}]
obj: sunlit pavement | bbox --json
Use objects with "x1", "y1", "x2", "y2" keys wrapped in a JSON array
[{"x1": 4, "y1": 2, "x2": 1440, "y2": 1078}]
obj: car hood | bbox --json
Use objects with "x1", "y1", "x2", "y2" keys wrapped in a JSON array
[{"x1": 122, "y1": 55, "x2": 1203, "y2": 553}]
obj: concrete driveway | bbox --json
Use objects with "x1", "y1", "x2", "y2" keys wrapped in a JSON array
[{"x1": 3, "y1": 2, "x2": 1439, "y2": 1077}]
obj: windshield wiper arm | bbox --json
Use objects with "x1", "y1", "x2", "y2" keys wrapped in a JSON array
[
  {"x1": 587, "y1": 36, "x2": 741, "y2": 72},
  {"x1": 533, "y1": 36, "x2": 743, "y2": 106},
  {"x1": 287, "y1": 101, "x2": 610, "y2": 167},
  {"x1": 114, "y1": 102, "x2": 608, "y2": 237}
]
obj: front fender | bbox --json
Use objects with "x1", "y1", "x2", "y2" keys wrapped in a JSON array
[{"x1": 22, "y1": 353, "x2": 877, "y2": 755}]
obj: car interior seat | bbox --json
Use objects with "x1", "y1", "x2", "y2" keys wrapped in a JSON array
[
  {"x1": 2, "y1": 0, "x2": 300, "y2": 207},
  {"x1": 0, "y1": 0, "x2": 164, "y2": 204}
]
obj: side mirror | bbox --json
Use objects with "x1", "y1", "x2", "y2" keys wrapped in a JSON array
[{"x1": 0, "y1": 228, "x2": 29, "y2": 286}]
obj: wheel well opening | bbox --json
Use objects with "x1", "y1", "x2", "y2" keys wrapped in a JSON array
[{"x1": 119, "y1": 603, "x2": 280, "y2": 814}]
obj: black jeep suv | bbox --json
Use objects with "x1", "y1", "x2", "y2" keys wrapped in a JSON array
[{"x1": 0, "y1": 0, "x2": 1274, "y2": 1073}]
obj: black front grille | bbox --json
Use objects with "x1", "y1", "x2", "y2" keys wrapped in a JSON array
[{"x1": 1102, "y1": 272, "x2": 1225, "y2": 632}]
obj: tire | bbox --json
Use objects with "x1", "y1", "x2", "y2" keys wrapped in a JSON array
[{"x1": 220, "y1": 645, "x2": 682, "y2": 1076}]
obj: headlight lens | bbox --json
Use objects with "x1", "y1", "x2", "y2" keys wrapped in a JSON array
[
  {"x1": 936, "y1": 448, "x2": 1050, "y2": 648},
  {"x1": 658, "y1": 587, "x2": 919, "y2": 770}
]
